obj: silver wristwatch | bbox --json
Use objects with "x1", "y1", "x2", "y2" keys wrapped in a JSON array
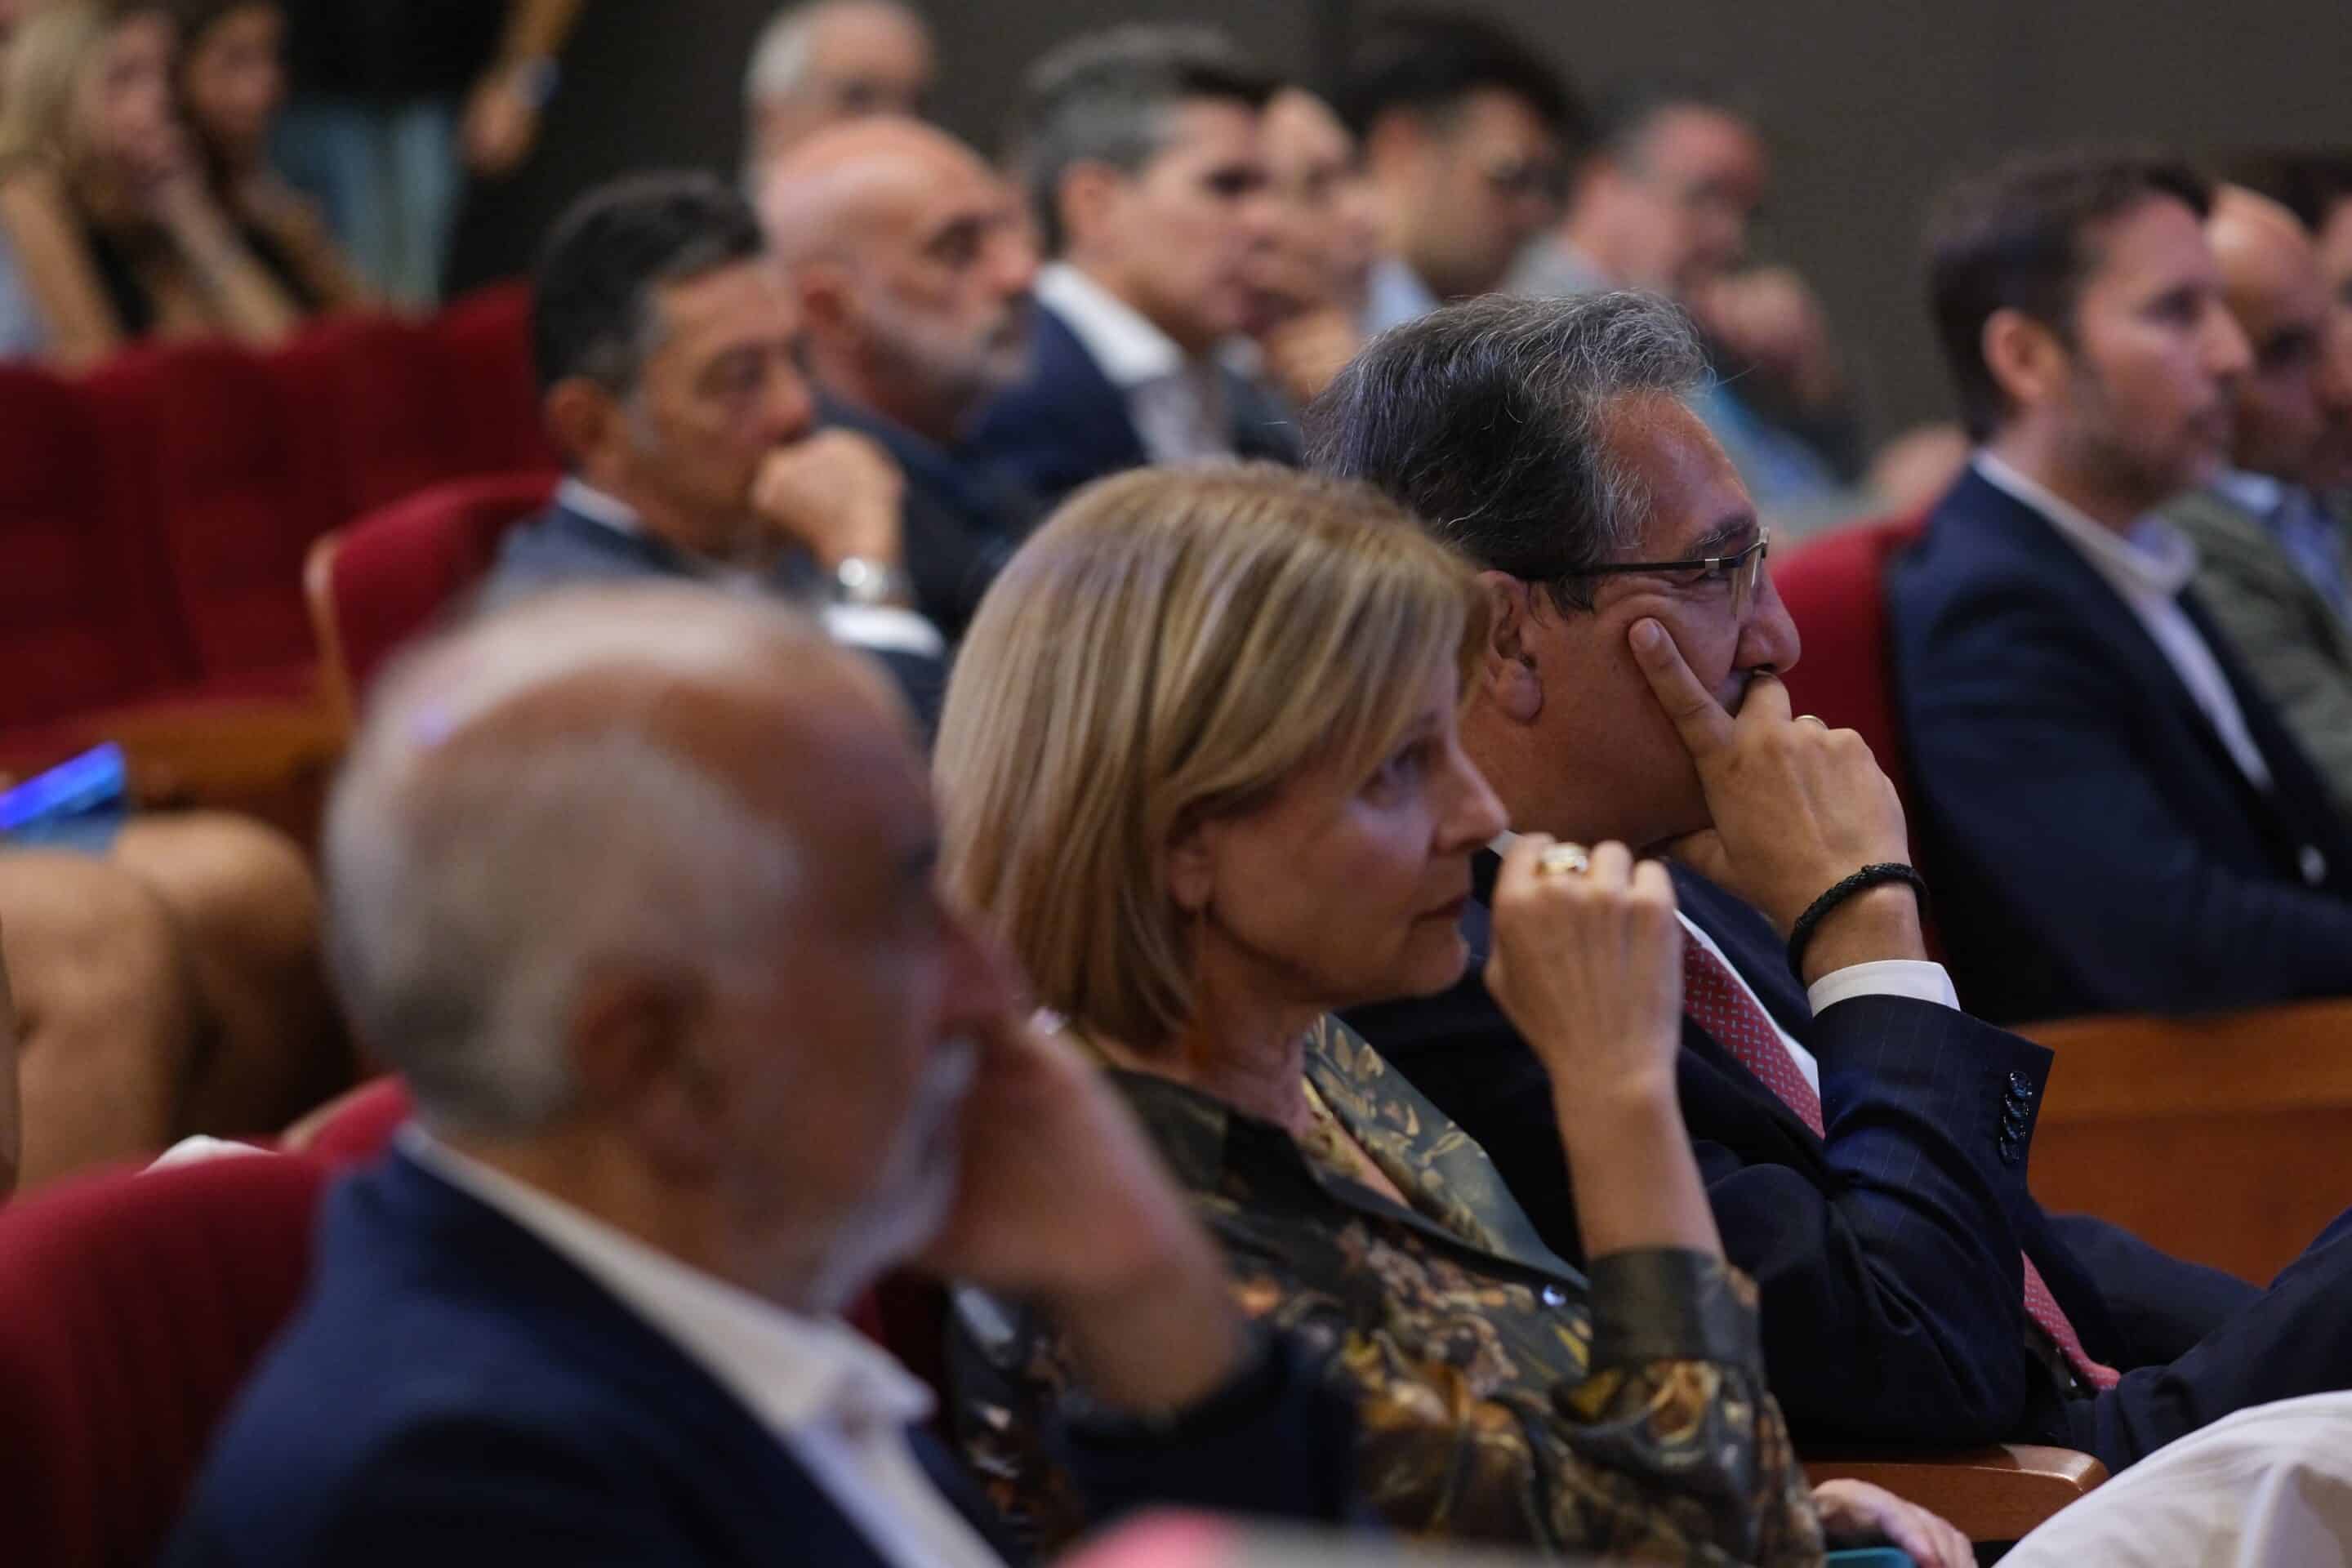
[{"x1": 830, "y1": 556, "x2": 915, "y2": 609}]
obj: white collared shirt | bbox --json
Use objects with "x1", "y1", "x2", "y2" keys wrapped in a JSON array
[
  {"x1": 1974, "y1": 453, "x2": 2272, "y2": 791},
  {"x1": 555, "y1": 477, "x2": 946, "y2": 659},
  {"x1": 1035, "y1": 263, "x2": 1235, "y2": 467},
  {"x1": 399, "y1": 1129, "x2": 1004, "y2": 1568},
  {"x1": 1490, "y1": 832, "x2": 1963, "y2": 1098}
]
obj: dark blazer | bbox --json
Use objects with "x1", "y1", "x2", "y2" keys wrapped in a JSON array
[
  {"x1": 814, "y1": 393, "x2": 1044, "y2": 644},
  {"x1": 966, "y1": 303, "x2": 1303, "y2": 512},
  {"x1": 480, "y1": 497, "x2": 947, "y2": 737},
  {"x1": 167, "y1": 1151, "x2": 1357, "y2": 1567},
  {"x1": 1342, "y1": 858, "x2": 2259, "y2": 1459},
  {"x1": 1887, "y1": 466, "x2": 2352, "y2": 1023}
]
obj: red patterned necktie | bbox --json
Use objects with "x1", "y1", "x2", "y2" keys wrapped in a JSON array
[{"x1": 1681, "y1": 939, "x2": 2121, "y2": 1392}]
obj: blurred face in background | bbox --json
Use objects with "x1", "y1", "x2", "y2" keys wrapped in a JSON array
[
  {"x1": 1062, "y1": 96, "x2": 1277, "y2": 354},
  {"x1": 179, "y1": 2, "x2": 282, "y2": 173},
  {"x1": 2208, "y1": 191, "x2": 2349, "y2": 490},
  {"x1": 2316, "y1": 194, "x2": 2352, "y2": 488},
  {"x1": 1254, "y1": 87, "x2": 1379, "y2": 323},
  {"x1": 1377, "y1": 87, "x2": 1560, "y2": 301},
  {"x1": 1581, "y1": 105, "x2": 1766, "y2": 299},
  {"x1": 750, "y1": 2, "x2": 936, "y2": 171},
  {"x1": 69, "y1": 10, "x2": 177, "y2": 189}
]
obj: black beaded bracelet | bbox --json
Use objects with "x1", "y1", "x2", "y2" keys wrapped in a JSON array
[{"x1": 1786, "y1": 863, "x2": 1930, "y2": 976}]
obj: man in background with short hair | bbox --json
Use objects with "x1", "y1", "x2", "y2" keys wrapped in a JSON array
[
  {"x1": 968, "y1": 24, "x2": 1294, "y2": 510},
  {"x1": 741, "y1": 0, "x2": 934, "y2": 191},
  {"x1": 1337, "y1": 10, "x2": 1582, "y2": 336}
]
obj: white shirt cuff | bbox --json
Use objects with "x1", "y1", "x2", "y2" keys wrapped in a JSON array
[
  {"x1": 821, "y1": 604, "x2": 947, "y2": 659},
  {"x1": 1806, "y1": 959, "x2": 1960, "y2": 1014}
]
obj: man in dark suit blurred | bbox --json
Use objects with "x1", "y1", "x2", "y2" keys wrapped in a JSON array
[
  {"x1": 1312, "y1": 289, "x2": 2352, "y2": 1472},
  {"x1": 167, "y1": 586, "x2": 1356, "y2": 1567},
  {"x1": 479, "y1": 172, "x2": 948, "y2": 731},
  {"x1": 1891, "y1": 150, "x2": 2352, "y2": 1025},
  {"x1": 760, "y1": 118, "x2": 1047, "y2": 643},
  {"x1": 968, "y1": 26, "x2": 1299, "y2": 510}
]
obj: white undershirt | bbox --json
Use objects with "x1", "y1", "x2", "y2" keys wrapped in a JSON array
[
  {"x1": 1973, "y1": 453, "x2": 2271, "y2": 791},
  {"x1": 1034, "y1": 263, "x2": 1235, "y2": 467},
  {"x1": 399, "y1": 1129, "x2": 1004, "y2": 1568},
  {"x1": 1490, "y1": 832, "x2": 1962, "y2": 1097}
]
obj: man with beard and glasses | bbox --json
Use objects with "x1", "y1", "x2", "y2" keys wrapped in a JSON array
[
  {"x1": 1892, "y1": 149, "x2": 2352, "y2": 1024},
  {"x1": 761, "y1": 118, "x2": 1046, "y2": 643},
  {"x1": 167, "y1": 586, "x2": 1359, "y2": 1568}
]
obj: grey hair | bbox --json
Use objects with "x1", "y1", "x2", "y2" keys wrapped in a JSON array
[
  {"x1": 1304, "y1": 291, "x2": 1712, "y2": 612},
  {"x1": 744, "y1": 0, "x2": 924, "y2": 105},
  {"x1": 323, "y1": 591, "x2": 812, "y2": 1138},
  {"x1": 1007, "y1": 24, "x2": 1275, "y2": 256}
]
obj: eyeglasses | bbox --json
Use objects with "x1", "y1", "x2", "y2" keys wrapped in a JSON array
[{"x1": 1566, "y1": 531, "x2": 1771, "y2": 619}]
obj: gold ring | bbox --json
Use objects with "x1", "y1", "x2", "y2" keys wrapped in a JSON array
[{"x1": 1537, "y1": 844, "x2": 1591, "y2": 877}]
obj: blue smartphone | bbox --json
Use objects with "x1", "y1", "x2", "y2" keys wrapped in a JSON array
[{"x1": 0, "y1": 743, "x2": 130, "y2": 833}]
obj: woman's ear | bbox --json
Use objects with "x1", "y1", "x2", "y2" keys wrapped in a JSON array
[
  {"x1": 1476, "y1": 570, "x2": 1545, "y2": 726},
  {"x1": 1164, "y1": 815, "x2": 1218, "y2": 917}
]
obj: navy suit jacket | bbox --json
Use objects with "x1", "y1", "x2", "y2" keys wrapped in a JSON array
[
  {"x1": 1888, "y1": 466, "x2": 2352, "y2": 1023},
  {"x1": 480, "y1": 497, "x2": 947, "y2": 738},
  {"x1": 167, "y1": 1152, "x2": 1357, "y2": 1568},
  {"x1": 967, "y1": 304, "x2": 1303, "y2": 512},
  {"x1": 1342, "y1": 859, "x2": 2256, "y2": 1454}
]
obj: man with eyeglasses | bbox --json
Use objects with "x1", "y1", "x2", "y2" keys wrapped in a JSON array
[
  {"x1": 1513, "y1": 87, "x2": 1863, "y2": 529},
  {"x1": 1314, "y1": 291, "x2": 2352, "y2": 1475},
  {"x1": 1334, "y1": 12, "x2": 1584, "y2": 337}
]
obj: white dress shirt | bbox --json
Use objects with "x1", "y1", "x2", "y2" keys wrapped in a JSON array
[
  {"x1": 1975, "y1": 453, "x2": 2272, "y2": 791},
  {"x1": 555, "y1": 476, "x2": 946, "y2": 659},
  {"x1": 1034, "y1": 263, "x2": 1235, "y2": 466},
  {"x1": 2001, "y1": 1391, "x2": 2352, "y2": 1567},
  {"x1": 1489, "y1": 832, "x2": 1960, "y2": 1098},
  {"x1": 400, "y1": 1128, "x2": 1004, "y2": 1568}
]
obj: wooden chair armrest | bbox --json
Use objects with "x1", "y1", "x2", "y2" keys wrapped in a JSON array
[
  {"x1": 1804, "y1": 1445, "x2": 2106, "y2": 1542},
  {"x1": 2020, "y1": 1000, "x2": 2352, "y2": 1120}
]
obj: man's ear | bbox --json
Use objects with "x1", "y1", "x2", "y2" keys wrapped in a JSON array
[
  {"x1": 545, "y1": 376, "x2": 625, "y2": 474},
  {"x1": 1056, "y1": 161, "x2": 1124, "y2": 256},
  {"x1": 1981, "y1": 307, "x2": 2069, "y2": 421},
  {"x1": 791, "y1": 258, "x2": 857, "y2": 341},
  {"x1": 568, "y1": 964, "x2": 724, "y2": 1183},
  {"x1": 1474, "y1": 569, "x2": 1546, "y2": 726}
]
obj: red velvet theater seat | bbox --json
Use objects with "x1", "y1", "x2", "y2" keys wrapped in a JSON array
[
  {"x1": 305, "y1": 472, "x2": 555, "y2": 726},
  {"x1": 1773, "y1": 514, "x2": 1926, "y2": 825},
  {"x1": 434, "y1": 283, "x2": 557, "y2": 476},
  {"x1": 270, "y1": 316, "x2": 470, "y2": 525},
  {"x1": 0, "y1": 366, "x2": 188, "y2": 735},
  {"x1": 0, "y1": 1155, "x2": 331, "y2": 1567}
]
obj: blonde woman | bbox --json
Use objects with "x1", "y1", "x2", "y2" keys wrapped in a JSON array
[
  {"x1": 0, "y1": 0, "x2": 303, "y2": 368},
  {"x1": 937, "y1": 465, "x2": 1967, "y2": 1567}
]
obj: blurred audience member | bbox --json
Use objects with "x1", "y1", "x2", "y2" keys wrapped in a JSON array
[
  {"x1": 1245, "y1": 87, "x2": 1379, "y2": 408},
  {"x1": 0, "y1": 0, "x2": 312, "y2": 368},
  {"x1": 972, "y1": 24, "x2": 1294, "y2": 508},
  {"x1": 0, "y1": 0, "x2": 31, "y2": 88},
  {"x1": 940, "y1": 465, "x2": 1963, "y2": 1568},
  {"x1": 1894, "y1": 149, "x2": 2352, "y2": 1022},
  {"x1": 167, "y1": 0, "x2": 364, "y2": 312},
  {"x1": 274, "y1": 0, "x2": 584, "y2": 305},
  {"x1": 167, "y1": 586, "x2": 1360, "y2": 1566},
  {"x1": 0, "y1": 809, "x2": 336, "y2": 1190},
  {"x1": 761, "y1": 117, "x2": 1042, "y2": 642},
  {"x1": 1515, "y1": 88, "x2": 1860, "y2": 526},
  {"x1": 1337, "y1": 10, "x2": 1581, "y2": 336},
  {"x1": 483, "y1": 172, "x2": 947, "y2": 730},
  {"x1": 1864, "y1": 421, "x2": 1971, "y2": 519},
  {"x1": 1317, "y1": 291, "x2": 2352, "y2": 1473},
  {"x1": 742, "y1": 0, "x2": 933, "y2": 190},
  {"x1": 2163, "y1": 189, "x2": 2352, "y2": 814}
]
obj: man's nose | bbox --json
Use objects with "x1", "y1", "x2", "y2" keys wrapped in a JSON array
[{"x1": 1740, "y1": 575, "x2": 1803, "y2": 678}]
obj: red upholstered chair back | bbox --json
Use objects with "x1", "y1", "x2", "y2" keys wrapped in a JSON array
[
  {"x1": 85, "y1": 342, "x2": 341, "y2": 681},
  {"x1": 434, "y1": 283, "x2": 557, "y2": 476},
  {"x1": 300, "y1": 1076, "x2": 416, "y2": 1166},
  {"x1": 270, "y1": 316, "x2": 470, "y2": 524},
  {"x1": 306, "y1": 472, "x2": 555, "y2": 724},
  {"x1": 0, "y1": 366, "x2": 189, "y2": 729},
  {"x1": 0, "y1": 1155, "x2": 330, "y2": 1567}
]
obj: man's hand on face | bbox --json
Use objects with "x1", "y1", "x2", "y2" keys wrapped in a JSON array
[
  {"x1": 911, "y1": 1010, "x2": 1245, "y2": 1414},
  {"x1": 1628, "y1": 617, "x2": 1927, "y2": 979},
  {"x1": 751, "y1": 430, "x2": 906, "y2": 571}
]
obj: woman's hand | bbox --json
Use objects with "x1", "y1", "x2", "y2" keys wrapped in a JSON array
[
  {"x1": 1811, "y1": 1479, "x2": 1974, "y2": 1568},
  {"x1": 1484, "y1": 835, "x2": 1682, "y2": 1108}
]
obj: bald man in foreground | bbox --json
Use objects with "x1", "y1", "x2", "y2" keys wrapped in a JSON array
[
  {"x1": 2162, "y1": 187, "x2": 2352, "y2": 813},
  {"x1": 760, "y1": 118, "x2": 1045, "y2": 639},
  {"x1": 168, "y1": 586, "x2": 1356, "y2": 1567}
]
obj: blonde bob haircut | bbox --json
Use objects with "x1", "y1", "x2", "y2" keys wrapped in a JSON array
[
  {"x1": 938, "y1": 462, "x2": 1484, "y2": 1054},
  {"x1": 0, "y1": 0, "x2": 167, "y2": 172}
]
